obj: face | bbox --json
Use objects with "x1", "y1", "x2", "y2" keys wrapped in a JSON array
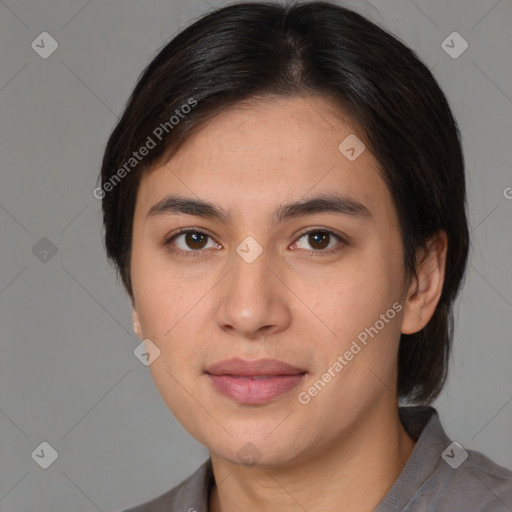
[{"x1": 130, "y1": 95, "x2": 411, "y2": 466}]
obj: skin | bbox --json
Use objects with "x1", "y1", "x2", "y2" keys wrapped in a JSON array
[{"x1": 130, "y1": 94, "x2": 447, "y2": 512}]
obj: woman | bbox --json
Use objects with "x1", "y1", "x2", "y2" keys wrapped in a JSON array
[{"x1": 98, "y1": 1, "x2": 512, "y2": 510}]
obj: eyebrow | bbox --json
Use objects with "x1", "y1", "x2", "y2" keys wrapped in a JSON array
[{"x1": 147, "y1": 193, "x2": 372, "y2": 224}]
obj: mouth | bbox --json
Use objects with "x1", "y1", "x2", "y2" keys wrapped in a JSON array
[
  {"x1": 205, "y1": 358, "x2": 307, "y2": 405},
  {"x1": 228, "y1": 375, "x2": 289, "y2": 380},
  {"x1": 205, "y1": 357, "x2": 306, "y2": 376}
]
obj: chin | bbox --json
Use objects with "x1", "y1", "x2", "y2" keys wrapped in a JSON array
[{"x1": 203, "y1": 425, "x2": 309, "y2": 468}]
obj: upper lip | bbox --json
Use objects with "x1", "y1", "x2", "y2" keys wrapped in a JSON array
[{"x1": 205, "y1": 358, "x2": 306, "y2": 376}]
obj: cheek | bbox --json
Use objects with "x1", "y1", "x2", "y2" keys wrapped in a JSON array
[
  {"x1": 300, "y1": 252, "x2": 404, "y2": 389},
  {"x1": 305, "y1": 254, "x2": 400, "y2": 335},
  {"x1": 131, "y1": 251, "x2": 208, "y2": 373},
  {"x1": 130, "y1": 238, "x2": 178, "y2": 331}
]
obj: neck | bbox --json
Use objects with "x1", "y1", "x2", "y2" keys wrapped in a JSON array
[{"x1": 208, "y1": 402, "x2": 416, "y2": 512}]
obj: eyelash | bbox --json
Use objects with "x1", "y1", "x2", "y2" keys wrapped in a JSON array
[{"x1": 163, "y1": 226, "x2": 347, "y2": 258}]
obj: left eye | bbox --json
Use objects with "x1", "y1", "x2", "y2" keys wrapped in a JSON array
[{"x1": 292, "y1": 229, "x2": 344, "y2": 252}]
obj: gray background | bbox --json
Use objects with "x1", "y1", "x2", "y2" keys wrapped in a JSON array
[{"x1": 1, "y1": 0, "x2": 511, "y2": 510}]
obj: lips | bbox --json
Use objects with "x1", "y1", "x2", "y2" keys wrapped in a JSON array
[
  {"x1": 205, "y1": 357, "x2": 306, "y2": 377},
  {"x1": 205, "y1": 358, "x2": 307, "y2": 405}
]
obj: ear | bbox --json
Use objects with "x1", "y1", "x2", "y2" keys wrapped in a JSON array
[
  {"x1": 132, "y1": 308, "x2": 143, "y2": 339},
  {"x1": 401, "y1": 230, "x2": 448, "y2": 335}
]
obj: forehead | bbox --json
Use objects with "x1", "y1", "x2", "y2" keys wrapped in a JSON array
[{"x1": 135, "y1": 95, "x2": 394, "y2": 223}]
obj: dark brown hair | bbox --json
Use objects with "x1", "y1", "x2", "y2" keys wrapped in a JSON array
[{"x1": 99, "y1": 0, "x2": 470, "y2": 404}]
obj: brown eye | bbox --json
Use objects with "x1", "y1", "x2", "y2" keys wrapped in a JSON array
[
  {"x1": 165, "y1": 228, "x2": 219, "y2": 256},
  {"x1": 292, "y1": 229, "x2": 346, "y2": 254},
  {"x1": 307, "y1": 231, "x2": 330, "y2": 250},
  {"x1": 182, "y1": 232, "x2": 208, "y2": 250}
]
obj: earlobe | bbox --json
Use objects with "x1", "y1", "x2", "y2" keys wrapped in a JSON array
[
  {"x1": 132, "y1": 308, "x2": 143, "y2": 339},
  {"x1": 401, "y1": 231, "x2": 448, "y2": 335}
]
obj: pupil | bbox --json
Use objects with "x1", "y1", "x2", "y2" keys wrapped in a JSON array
[
  {"x1": 310, "y1": 232, "x2": 329, "y2": 249},
  {"x1": 187, "y1": 232, "x2": 207, "y2": 249}
]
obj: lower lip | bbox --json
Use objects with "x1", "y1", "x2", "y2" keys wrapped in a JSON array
[{"x1": 207, "y1": 373, "x2": 306, "y2": 405}]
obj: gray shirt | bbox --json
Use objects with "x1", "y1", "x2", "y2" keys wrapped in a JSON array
[{"x1": 122, "y1": 406, "x2": 512, "y2": 511}]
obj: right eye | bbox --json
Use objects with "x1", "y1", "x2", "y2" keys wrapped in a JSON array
[{"x1": 164, "y1": 228, "x2": 222, "y2": 257}]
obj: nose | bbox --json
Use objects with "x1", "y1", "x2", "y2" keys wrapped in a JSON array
[{"x1": 214, "y1": 245, "x2": 292, "y2": 340}]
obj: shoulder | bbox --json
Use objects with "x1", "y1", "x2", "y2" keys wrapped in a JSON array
[
  {"x1": 119, "y1": 459, "x2": 212, "y2": 512},
  {"x1": 389, "y1": 406, "x2": 512, "y2": 511},
  {"x1": 406, "y1": 437, "x2": 512, "y2": 511}
]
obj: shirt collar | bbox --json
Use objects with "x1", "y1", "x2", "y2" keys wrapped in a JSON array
[{"x1": 374, "y1": 405, "x2": 452, "y2": 511}]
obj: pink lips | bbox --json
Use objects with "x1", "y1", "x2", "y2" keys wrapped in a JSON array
[{"x1": 205, "y1": 358, "x2": 307, "y2": 405}]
